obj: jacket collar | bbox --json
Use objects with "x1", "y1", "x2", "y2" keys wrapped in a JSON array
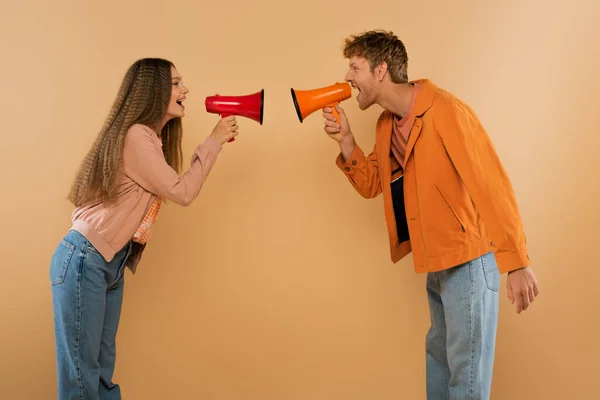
[
  {"x1": 379, "y1": 79, "x2": 438, "y2": 168},
  {"x1": 410, "y1": 78, "x2": 437, "y2": 117},
  {"x1": 380, "y1": 78, "x2": 437, "y2": 120}
]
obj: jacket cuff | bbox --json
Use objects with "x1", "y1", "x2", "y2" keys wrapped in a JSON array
[
  {"x1": 335, "y1": 145, "x2": 365, "y2": 174},
  {"x1": 495, "y1": 248, "x2": 530, "y2": 273}
]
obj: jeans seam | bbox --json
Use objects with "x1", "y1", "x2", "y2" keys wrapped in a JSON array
[
  {"x1": 482, "y1": 254, "x2": 489, "y2": 291},
  {"x1": 469, "y1": 261, "x2": 475, "y2": 400},
  {"x1": 76, "y1": 250, "x2": 84, "y2": 399}
]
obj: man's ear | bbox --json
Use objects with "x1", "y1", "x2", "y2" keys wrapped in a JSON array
[{"x1": 374, "y1": 62, "x2": 388, "y2": 81}]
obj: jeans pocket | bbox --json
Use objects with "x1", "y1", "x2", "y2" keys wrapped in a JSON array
[
  {"x1": 481, "y1": 252, "x2": 500, "y2": 292},
  {"x1": 50, "y1": 240, "x2": 76, "y2": 286}
]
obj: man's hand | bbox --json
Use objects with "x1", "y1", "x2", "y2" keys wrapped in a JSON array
[
  {"x1": 322, "y1": 105, "x2": 355, "y2": 161},
  {"x1": 322, "y1": 105, "x2": 352, "y2": 141},
  {"x1": 507, "y1": 267, "x2": 539, "y2": 314}
]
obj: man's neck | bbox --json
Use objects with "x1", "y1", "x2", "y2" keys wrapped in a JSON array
[{"x1": 377, "y1": 82, "x2": 415, "y2": 118}]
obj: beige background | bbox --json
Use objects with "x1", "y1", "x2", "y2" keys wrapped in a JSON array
[{"x1": 1, "y1": 0, "x2": 599, "y2": 399}]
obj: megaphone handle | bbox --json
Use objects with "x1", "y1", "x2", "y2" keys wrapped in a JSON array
[
  {"x1": 330, "y1": 102, "x2": 341, "y2": 125},
  {"x1": 220, "y1": 112, "x2": 236, "y2": 142}
]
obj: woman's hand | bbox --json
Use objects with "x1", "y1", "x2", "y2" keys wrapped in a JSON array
[{"x1": 210, "y1": 116, "x2": 239, "y2": 144}]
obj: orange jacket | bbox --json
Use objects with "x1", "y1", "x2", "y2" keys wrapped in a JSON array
[{"x1": 336, "y1": 79, "x2": 529, "y2": 274}]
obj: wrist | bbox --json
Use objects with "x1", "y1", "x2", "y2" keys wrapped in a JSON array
[
  {"x1": 339, "y1": 136, "x2": 355, "y2": 152},
  {"x1": 204, "y1": 135, "x2": 223, "y2": 153},
  {"x1": 338, "y1": 135, "x2": 356, "y2": 162},
  {"x1": 339, "y1": 133, "x2": 355, "y2": 145}
]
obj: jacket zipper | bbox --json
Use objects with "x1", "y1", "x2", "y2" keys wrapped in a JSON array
[{"x1": 435, "y1": 185, "x2": 466, "y2": 232}]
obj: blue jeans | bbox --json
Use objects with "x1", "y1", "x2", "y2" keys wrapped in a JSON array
[
  {"x1": 50, "y1": 230, "x2": 132, "y2": 400},
  {"x1": 425, "y1": 251, "x2": 500, "y2": 400}
]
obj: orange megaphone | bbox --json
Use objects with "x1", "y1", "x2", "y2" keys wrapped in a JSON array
[
  {"x1": 290, "y1": 82, "x2": 352, "y2": 124},
  {"x1": 205, "y1": 89, "x2": 264, "y2": 142}
]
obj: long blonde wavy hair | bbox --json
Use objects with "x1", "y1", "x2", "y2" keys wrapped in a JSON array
[{"x1": 68, "y1": 58, "x2": 183, "y2": 207}]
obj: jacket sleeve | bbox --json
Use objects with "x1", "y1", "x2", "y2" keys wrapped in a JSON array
[
  {"x1": 335, "y1": 143, "x2": 382, "y2": 199},
  {"x1": 123, "y1": 124, "x2": 222, "y2": 207},
  {"x1": 436, "y1": 101, "x2": 529, "y2": 273}
]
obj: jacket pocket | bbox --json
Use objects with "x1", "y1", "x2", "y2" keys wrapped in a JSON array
[{"x1": 434, "y1": 184, "x2": 466, "y2": 232}]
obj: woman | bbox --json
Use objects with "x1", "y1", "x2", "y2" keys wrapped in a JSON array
[{"x1": 49, "y1": 58, "x2": 238, "y2": 399}]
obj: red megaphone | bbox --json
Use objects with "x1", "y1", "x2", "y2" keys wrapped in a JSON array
[{"x1": 205, "y1": 89, "x2": 264, "y2": 142}]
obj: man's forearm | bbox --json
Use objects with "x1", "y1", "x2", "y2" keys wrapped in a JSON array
[
  {"x1": 334, "y1": 139, "x2": 382, "y2": 199},
  {"x1": 339, "y1": 136, "x2": 356, "y2": 161}
]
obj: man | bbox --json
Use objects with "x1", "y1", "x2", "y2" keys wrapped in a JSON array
[{"x1": 321, "y1": 30, "x2": 539, "y2": 399}]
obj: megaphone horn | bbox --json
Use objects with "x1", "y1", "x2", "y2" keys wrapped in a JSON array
[
  {"x1": 205, "y1": 89, "x2": 265, "y2": 142},
  {"x1": 290, "y1": 82, "x2": 351, "y2": 124}
]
